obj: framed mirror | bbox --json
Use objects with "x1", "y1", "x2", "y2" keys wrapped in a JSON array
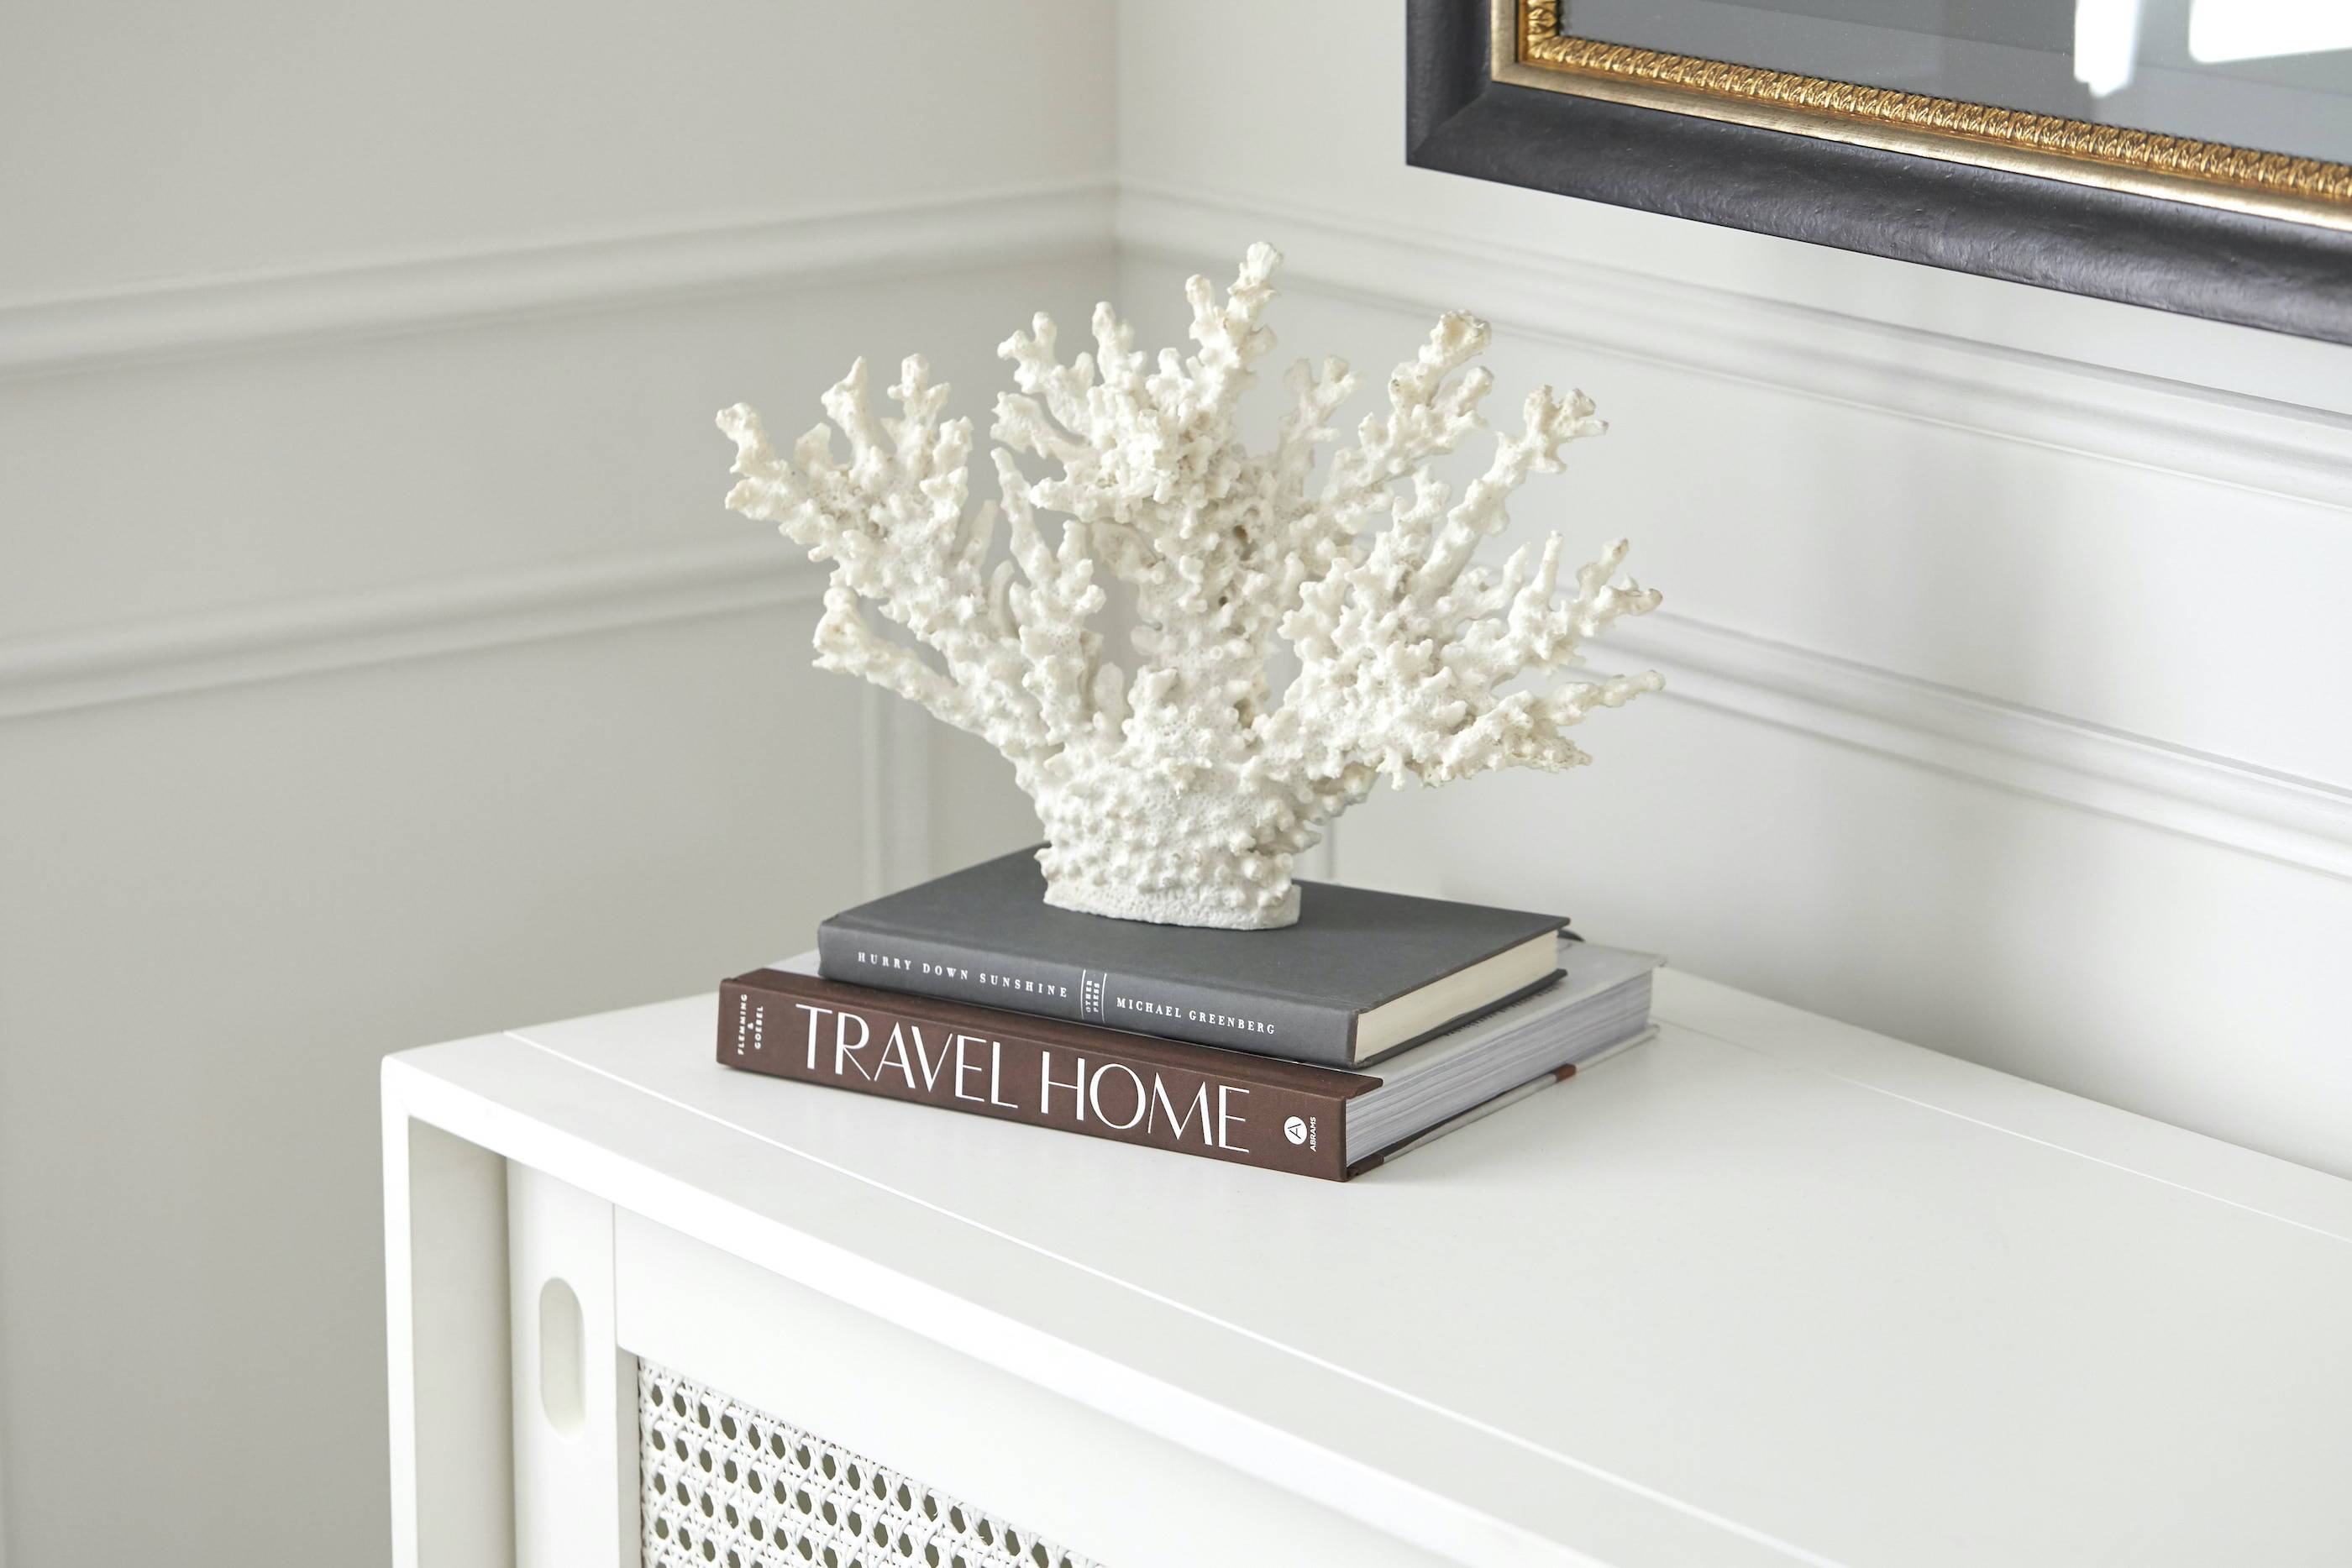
[{"x1": 1408, "y1": 1, "x2": 2352, "y2": 343}]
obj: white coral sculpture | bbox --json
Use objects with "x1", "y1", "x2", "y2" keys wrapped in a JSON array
[{"x1": 718, "y1": 244, "x2": 1662, "y2": 930}]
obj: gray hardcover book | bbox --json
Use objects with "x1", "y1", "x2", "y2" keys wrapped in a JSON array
[{"x1": 815, "y1": 847, "x2": 1568, "y2": 1067}]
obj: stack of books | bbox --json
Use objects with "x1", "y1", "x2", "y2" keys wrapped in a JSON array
[{"x1": 717, "y1": 849, "x2": 1659, "y2": 1182}]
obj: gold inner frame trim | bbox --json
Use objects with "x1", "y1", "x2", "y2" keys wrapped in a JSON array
[{"x1": 1495, "y1": 0, "x2": 2352, "y2": 232}]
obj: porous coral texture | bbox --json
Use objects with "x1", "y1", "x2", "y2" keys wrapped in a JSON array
[{"x1": 720, "y1": 244, "x2": 1662, "y2": 929}]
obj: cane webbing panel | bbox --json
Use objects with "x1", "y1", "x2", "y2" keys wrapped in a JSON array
[{"x1": 639, "y1": 1360, "x2": 1104, "y2": 1568}]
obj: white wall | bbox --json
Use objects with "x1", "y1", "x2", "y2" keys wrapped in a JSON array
[
  {"x1": 0, "y1": 4, "x2": 1107, "y2": 1564},
  {"x1": 1116, "y1": 1, "x2": 2352, "y2": 1181}
]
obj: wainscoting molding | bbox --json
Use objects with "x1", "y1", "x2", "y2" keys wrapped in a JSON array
[
  {"x1": 1581, "y1": 611, "x2": 2352, "y2": 881},
  {"x1": 0, "y1": 538, "x2": 825, "y2": 722},
  {"x1": 0, "y1": 181, "x2": 1114, "y2": 381},
  {"x1": 1120, "y1": 183, "x2": 2352, "y2": 514}
]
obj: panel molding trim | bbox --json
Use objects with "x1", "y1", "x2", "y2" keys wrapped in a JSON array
[
  {"x1": 0, "y1": 538, "x2": 825, "y2": 722},
  {"x1": 1581, "y1": 611, "x2": 2352, "y2": 881},
  {"x1": 0, "y1": 181, "x2": 1114, "y2": 382}
]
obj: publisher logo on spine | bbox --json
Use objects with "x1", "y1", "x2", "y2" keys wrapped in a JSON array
[
  {"x1": 1079, "y1": 969, "x2": 1106, "y2": 1020},
  {"x1": 1284, "y1": 1115, "x2": 1310, "y2": 1146}
]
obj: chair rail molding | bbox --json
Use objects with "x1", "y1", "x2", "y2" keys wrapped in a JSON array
[
  {"x1": 0, "y1": 181, "x2": 1115, "y2": 382},
  {"x1": 0, "y1": 538, "x2": 825, "y2": 723},
  {"x1": 1119, "y1": 182, "x2": 2352, "y2": 513},
  {"x1": 1582, "y1": 610, "x2": 2352, "y2": 882}
]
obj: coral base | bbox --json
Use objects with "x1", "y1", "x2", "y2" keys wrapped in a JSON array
[
  {"x1": 1042, "y1": 870, "x2": 1302, "y2": 931},
  {"x1": 1030, "y1": 770, "x2": 1311, "y2": 930}
]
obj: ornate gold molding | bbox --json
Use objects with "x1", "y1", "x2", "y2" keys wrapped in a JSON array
[{"x1": 1499, "y1": 0, "x2": 2352, "y2": 231}]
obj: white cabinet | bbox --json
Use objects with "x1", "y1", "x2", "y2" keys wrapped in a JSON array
[{"x1": 384, "y1": 970, "x2": 2352, "y2": 1567}]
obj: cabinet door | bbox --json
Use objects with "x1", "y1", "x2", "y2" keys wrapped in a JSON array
[{"x1": 612, "y1": 1209, "x2": 1453, "y2": 1568}]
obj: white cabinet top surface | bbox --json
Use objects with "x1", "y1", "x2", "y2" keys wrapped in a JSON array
[{"x1": 386, "y1": 966, "x2": 2352, "y2": 1568}]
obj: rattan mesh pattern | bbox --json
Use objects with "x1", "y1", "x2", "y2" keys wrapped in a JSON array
[{"x1": 638, "y1": 1361, "x2": 1104, "y2": 1568}]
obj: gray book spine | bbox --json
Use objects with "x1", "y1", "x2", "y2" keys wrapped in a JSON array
[{"x1": 815, "y1": 920, "x2": 1355, "y2": 1065}]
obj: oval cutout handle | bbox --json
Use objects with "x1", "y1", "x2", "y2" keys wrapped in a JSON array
[{"x1": 538, "y1": 1276, "x2": 586, "y2": 1437}]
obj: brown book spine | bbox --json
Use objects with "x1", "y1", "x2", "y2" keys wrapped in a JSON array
[{"x1": 717, "y1": 969, "x2": 1378, "y2": 1181}]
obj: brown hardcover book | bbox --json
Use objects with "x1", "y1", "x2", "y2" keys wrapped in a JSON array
[{"x1": 717, "y1": 943, "x2": 1658, "y2": 1182}]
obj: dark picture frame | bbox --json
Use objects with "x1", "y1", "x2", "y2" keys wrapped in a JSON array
[{"x1": 1407, "y1": 1, "x2": 2352, "y2": 344}]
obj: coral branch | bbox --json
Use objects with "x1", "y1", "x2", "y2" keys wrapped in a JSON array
[{"x1": 721, "y1": 246, "x2": 1662, "y2": 928}]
